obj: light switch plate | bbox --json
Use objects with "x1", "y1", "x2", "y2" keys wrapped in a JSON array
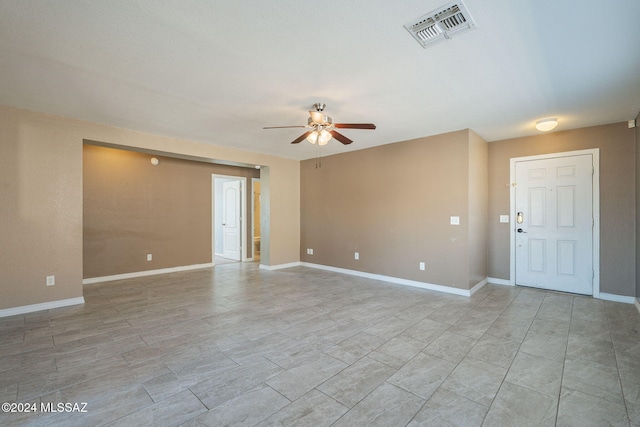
[
  {"x1": 500, "y1": 215, "x2": 509, "y2": 223},
  {"x1": 450, "y1": 216, "x2": 460, "y2": 225}
]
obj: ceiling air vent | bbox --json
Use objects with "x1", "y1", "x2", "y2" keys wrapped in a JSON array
[{"x1": 404, "y1": 1, "x2": 476, "y2": 48}]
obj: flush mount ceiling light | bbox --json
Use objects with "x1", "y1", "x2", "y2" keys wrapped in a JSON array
[{"x1": 535, "y1": 118, "x2": 558, "y2": 132}]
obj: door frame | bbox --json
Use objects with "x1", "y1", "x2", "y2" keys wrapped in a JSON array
[
  {"x1": 251, "y1": 177, "x2": 260, "y2": 261},
  {"x1": 212, "y1": 174, "x2": 248, "y2": 263},
  {"x1": 509, "y1": 149, "x2": 600, "y2": 297}
]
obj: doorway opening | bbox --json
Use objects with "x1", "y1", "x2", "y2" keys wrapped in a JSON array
[{"x1": 213, "y1": 175, "x2": 247, "y2": 264}]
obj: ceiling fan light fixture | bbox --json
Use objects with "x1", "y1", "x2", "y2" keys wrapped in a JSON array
[
  {"x1": 306, "y1": 129, "x2": 332, "y2": 145},
  {"x1": 318, "y1": 129, "x2": 332, "y2": 145},
  {"x1": 535, "y1": 118, "x2": 558, "y2": 132},
  {"x1": 306, "y1": 131, "x2": 318, "y2": 144}
]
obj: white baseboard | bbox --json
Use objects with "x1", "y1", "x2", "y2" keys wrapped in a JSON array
[
  {"x1": 265, "y1": 261, "x2": 489, "y2": 298},
  {"x1": 599, "y1": 292, "x2": 636, "y2": 304},
  {"x1": 83, "y1": 263, "x2": 214, "y2": 284},
  {"x1": 0, "y1": 297, "x2": 85, "y2": 318},
  {"x1": 486, "y1": 279, "x2": 634, "y2": 305},
  {"x1": 469, "y1": 278, "x2": 488, "y2": 295},
  {"x1": 300, "y1": 262, "x2": 474, "y2": 297},
  {"x1": 259, "y1": 262, "x2": 302, "y2": 271},
  {"x1": 488, "y1": 277, "x2": 513, "y2": 286}
]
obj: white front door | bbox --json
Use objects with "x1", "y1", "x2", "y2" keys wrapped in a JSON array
[
  {"x1": 514, "y1": 154, "x2": 593, "y2": 295},
  {"x1": 222, "y1": 180, "x2": 241, "y2": 261}
]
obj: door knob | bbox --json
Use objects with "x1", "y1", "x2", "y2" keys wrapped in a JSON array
[{"x1": 517, "y1": 228, "x2": 526, "y2": 233}]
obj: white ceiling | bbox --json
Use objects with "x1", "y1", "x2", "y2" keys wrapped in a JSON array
[{"x1": 1, "y1": 0, "x2": 639, "y2": 160}]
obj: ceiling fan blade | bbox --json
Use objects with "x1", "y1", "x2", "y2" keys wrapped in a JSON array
[
  {"x1": 291, "y1": 131, "x2": 312, "y2": 144},
  {"x1": 330, "y1": 130, "x2": 353, "y2": 145},
  {"x1": 263, "y1": 125, "x2": 306, "y2": 129},
  {"x1": 334, "y1": 123, "x2": 376, "y2": 129}
]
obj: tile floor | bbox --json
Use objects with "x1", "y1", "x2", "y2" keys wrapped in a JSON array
[{"x1": 1, "y1": 263, "x2": 639, "y2": 426}]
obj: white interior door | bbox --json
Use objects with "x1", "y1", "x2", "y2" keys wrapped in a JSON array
[
  {"x1": 222, "y1": 180, "x2": 241, "y2": 261},
  {"x1": 514, "y1": 154, "x2": 593, "y2": 295}
]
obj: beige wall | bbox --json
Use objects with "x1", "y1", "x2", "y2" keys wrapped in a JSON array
[
  {"x1": 300, "y1": 129, "x2": 487, "y2": 291},
  {"x1": 0, "y1": 105, "x2": 300, "y2": 310},
  {"x1": 488, "y1": 122, "x2": 636, "y2": 296},
  {"x1": 83, "y1": 144, "x2": 259, "y2": 278},
  {"x1": 0, "y1": 107, "x2": 83, "y2": 308},
  {"x1": 468, "y1": 130, "x2": 489, "y2": 288},
  {"x1": 2, "y1": 102, "x2": 636, "y2": 312}
]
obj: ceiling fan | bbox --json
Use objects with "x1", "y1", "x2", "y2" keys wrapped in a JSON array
[{"x1": 263, "y1": 103, "x2": 376, "y2": 145}]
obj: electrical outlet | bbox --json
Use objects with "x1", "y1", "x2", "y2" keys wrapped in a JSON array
[
  {"x1": 450, "y1": 216, "x2": 460, "y2": 225},
  {"x1": 419, "y1": 262, "x2": 425, "y2": 271},
  {"x1": 307, "y1": 248, "x2": 313, "y2": 255},
  {"x1": 354, "y1": 252, "x2": 359, "y2": 260},
  {"x1": 46, "y1": 275, "x2": 55, "y2": 286},
  {"x1": 147, "y1": 254, "x2": 153, "y2": 261}
]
